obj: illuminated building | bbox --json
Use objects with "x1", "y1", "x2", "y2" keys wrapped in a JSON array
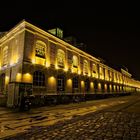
[{"x1": 0, "y1": 20, "x2": 140, "y2": 107}]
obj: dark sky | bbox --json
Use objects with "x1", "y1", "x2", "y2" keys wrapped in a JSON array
[{"x1": 0, "y1": 1, "x2": 140, "y2": 80}]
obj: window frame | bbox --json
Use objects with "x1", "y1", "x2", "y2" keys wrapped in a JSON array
[
  {"x1": 33, "y1": 71, "x2": 45, "y2": 87},
  {"x1": 35, "y1": 40, "x2": 46, "y2": 58}
]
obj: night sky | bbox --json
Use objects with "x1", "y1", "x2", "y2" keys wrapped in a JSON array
[{"x1": 0, "y1": 1, "x2": 140, "y2": 80}]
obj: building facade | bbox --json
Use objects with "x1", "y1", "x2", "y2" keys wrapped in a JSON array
[{"x1": 0, "y1": 20, "x2": 140, "y2": 107}]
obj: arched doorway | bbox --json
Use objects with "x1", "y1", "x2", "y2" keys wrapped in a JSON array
[{"x1": 57, "y1": 75, "x2": 65, "y2": 92}]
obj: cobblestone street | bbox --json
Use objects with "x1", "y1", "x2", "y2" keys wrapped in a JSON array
[
  {"x1": 3, "y1": 93, "x2": 140, "y2": 140},
  {"x1": 5, "y1": 111, "x2": 140, "y2": 140}
]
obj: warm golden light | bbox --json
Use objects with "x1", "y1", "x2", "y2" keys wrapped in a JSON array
[
  {"x1": 98, "y1": 83, "x2": 101, "y2": 91},
  {"x1": 35, "y1": 57, "x2": 45, "y2": 65},
  {"x1": 10, "y1": 55, "x2": 19, "y2": 65},
  {"x1": 1, "y1": 20, "x2": 140, "y2": 96},
  {"x1": 113, "y1": 85, "x2": 116, "y2": 91},
  {"x1": 90, "y1": 82, "x2": 94, "y2": 89},
  {"x1": 5, "y1": 76, "x2": 9, "y2": 85},
  {"x1": 78, "y1": 70, "x2": 81, "y2": 75},
  {"x1": 81, "y1": 81, "x2": 85, "y2": 88},
  {"x1": 64, "y1": 65, "x2": 68, "y2": 72},
  {"x1": 55, "y1": 62, "x2": 59, "y2": 69},
  {"x1": 23, "y1": 73, "x2": 32, "y2": 83},
  {"x1": 16, "y1": 73, "x2": 22, "y2": 82},
  {"x1": 0, "y1": 61, "x2": 1, "y2": 70},
  {"x1": 50, "y1": 76, "x2": 55, "y2": 82},
  {"x1": 55, "y1": 65, "x2": 58, "y2": 69},
  {"x1": 117, "y1": 85, "x2": 119, "y2": 91},
  {"x1": 67, "y1": 79, "x2": 72, "y2": 87},
  {"x1": 48, "y1": 76, "x2": 56, "y2": 90},
  {"x1": 88, "y1": 73, "x2": 91, "y2": 77},
  {"x1": 109, "y1": 84, "x2": 112, "y2": 91},
  {"x1": 46, "y1": 61, "x2": 50, "y2": 68},
  {"x1": 32, "y1": 59, "x2": 36, "y2": 64},
  {"x1": 120, "y1": 86, "x2": 122, "y2": 91},
  {"x1": 72, "y1": 67, "x2": 78, "y2": 73},
  {"x1": 104, "y1": 84, "x2": 107, "y2": 91}
]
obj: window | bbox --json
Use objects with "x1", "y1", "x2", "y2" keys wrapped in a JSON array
[
  {"x1": 72, "y1": 77, "x2": 79, "y2": 89},
  {"x1": 33, "y1": 71, "x2": 45, "y2": 86},
  {"x1": 92, "y1": 63, "x2": 97, "y2": 77},
  {"x1": 72, "y1": 55, "x2": 78, "y2": 68},
  {"x1": 92, "y1": 63, "x2": 96, "y2": 73},
  {"x1": 57, "y1": 49, "x2": 65, "y2": 68},
  {"x1": 109, "y1": 71, "x2": 112, "y2": 81},
  {"x1": 35, "y1": 40, "x2": 46, "y2": 58},
  {"x1": 2, "y1": 46, "x2": 8, "y2": 66},
  {"x1": 83, "y1": 60, "x2": 88, "y2": 75}
]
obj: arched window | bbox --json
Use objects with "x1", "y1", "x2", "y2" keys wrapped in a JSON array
[
  {"x1": 33, "y1": 71, "x2": 45, "y2": 86},
  {"x1": 2, "y1": 46, "x2": 8, "y2": 66},
  {"x1": 72, "y1": 55, "x2": 78, "y2": 68},
  {"x1": 92, "y1": 63, "x2": 97, "y2": 77},
  {"x1": 83, "y1": 60, "x2": 88, "y2": 75},
  {"x1": 35, "y1": 40, "x2": 46, "y2": 58},
  {"x1": 57, "y1": 49, "x2": 65, "y2": 68}
]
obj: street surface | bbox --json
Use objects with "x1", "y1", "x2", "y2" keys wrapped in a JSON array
[{"x1": 0, "y1": 93, "x2": 140, "y2": 140}]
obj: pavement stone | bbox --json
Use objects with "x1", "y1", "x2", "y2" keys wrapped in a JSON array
[{"x1": 5, "y1": 111, "x2": 140, "y2": 140}]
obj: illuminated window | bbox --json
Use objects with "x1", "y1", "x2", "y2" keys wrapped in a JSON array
[
  {"x1": 33, "y1": 71, "x2": 45, "y2": 86},
  {"x1": 92, "y1": 63, "x2": 97, "y2": 77},
  {"x1": 35, "y1": 40, "x2": 46, "y2": 58},
  {"x1": 2, "y1": 46, "x2": 8, "y2": 66},
  {"x1": 57, "y1": 49, "x2": 65, "y2": 68},
  {"x1": 92, "y1": 63, "x2": 97, "y2": 73},
  {"x1": 83, "y1": 60, "x2": 88, "y2": 75},
  {"x1": 109, "y1": 71, "x2": 112, "y2": 81},
  {"x1": 72, "y1": 55, "x2": 78, "y2": 68}
]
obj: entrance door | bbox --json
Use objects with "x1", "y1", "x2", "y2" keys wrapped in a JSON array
[
  {"x1": 72, "y1": 77, "x2": 79, "y2": 93},
  {"x1": 85, "y1": 78, "x2": 90, "y2": 93},
  {"x1": 57, "y1": 75, "x2": 65, "y2": 92}
]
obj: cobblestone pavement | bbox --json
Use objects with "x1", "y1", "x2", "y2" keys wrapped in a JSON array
[
  {"x1": 5, "y1": 110, "x2": 140, "y2": 140},
  {"x1": 2, "y1": 93, "x2": 140, "y2": 140}
]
